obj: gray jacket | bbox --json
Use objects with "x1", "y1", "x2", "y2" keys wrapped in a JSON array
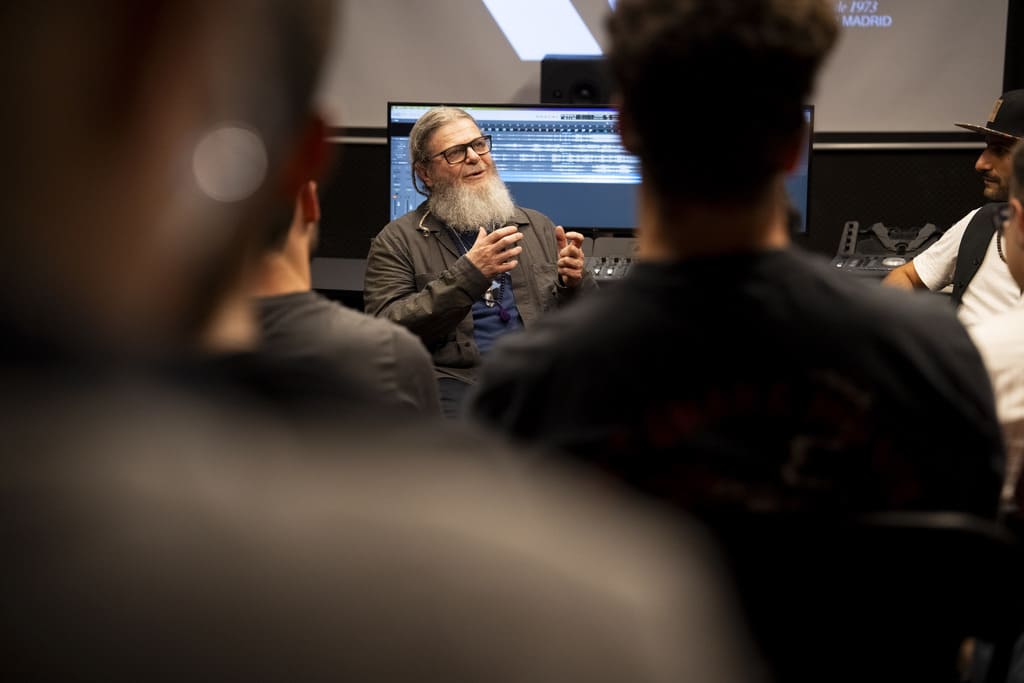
[{"x1": 364, "y1": 203, "x2": 596, "y2": 384}]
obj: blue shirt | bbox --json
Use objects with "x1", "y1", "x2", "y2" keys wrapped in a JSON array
[
  {"x1": 472, "y1": 276, "x2": 523, "y2": 354},
  {"x1": 448, "y1": 228, "x2": 524, "y2": 354}
]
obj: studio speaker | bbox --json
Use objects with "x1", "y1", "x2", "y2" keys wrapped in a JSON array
[{"x1": 540, "y1": 55, "x2": 611, "y2": 105}]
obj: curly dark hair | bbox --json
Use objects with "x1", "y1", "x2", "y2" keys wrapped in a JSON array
[{"x1": 607, "y1": 0, "x2": 837, "y2": 203}]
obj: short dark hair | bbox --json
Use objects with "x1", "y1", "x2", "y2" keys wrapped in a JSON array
[{"x1": 607, "y1": 0, "x2": 837, "y2": 203}]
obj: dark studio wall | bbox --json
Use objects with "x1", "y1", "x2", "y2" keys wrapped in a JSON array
[{"x1": 795, "y1": 146, "x2": 985, "y2": 258}]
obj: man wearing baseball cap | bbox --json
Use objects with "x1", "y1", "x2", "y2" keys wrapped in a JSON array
[{"x1": 883, "y1": 90, "x2": 1024, "y2": 326}]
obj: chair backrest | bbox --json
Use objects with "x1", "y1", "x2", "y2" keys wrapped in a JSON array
[{"x1": 705, "y1": 510, "x2": 1024, "y2": 683}]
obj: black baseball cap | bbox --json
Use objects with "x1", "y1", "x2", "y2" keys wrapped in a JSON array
[{"x1": 955, "y1": 89, "x2": 1024, "y2": 140}]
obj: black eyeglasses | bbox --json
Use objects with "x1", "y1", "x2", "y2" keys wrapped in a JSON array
[{"x1": 431, "y1": 135, "x2": 492, "y2": 165}]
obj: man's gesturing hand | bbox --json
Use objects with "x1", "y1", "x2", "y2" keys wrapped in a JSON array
[
  {"x1": 555, "y1": 225, "x2": 585, "y2": 288},
  {"x1": 464, "y1": 225, "x2": 524, "y2": 279}
]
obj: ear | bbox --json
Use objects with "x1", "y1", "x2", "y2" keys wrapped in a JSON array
[
  {"x1": 415, "y1": 161, "x2": 432, "y2": 190},
  {"x1": 298, "y1": 180, "x2": 320, "y2": 224},
  {"x1": 279, "y1": 115, "x2": 331, "y2": 199}
]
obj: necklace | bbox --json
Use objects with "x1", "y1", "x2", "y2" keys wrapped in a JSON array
[
  {"x1": 997, "y1": 228, "x2": 1007, "y2": 264},
  {"x1": 448, "y1": 227, "x2": 511, "y2": 321}
]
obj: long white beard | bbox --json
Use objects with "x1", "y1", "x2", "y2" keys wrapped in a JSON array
[{"x1": 428, "y1": 172, "x2": 516, "y2": 230}]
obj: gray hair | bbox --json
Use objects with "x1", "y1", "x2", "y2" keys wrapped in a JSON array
[{"x1": 409, "y1": 106, "x2": 477, "y2": 196}]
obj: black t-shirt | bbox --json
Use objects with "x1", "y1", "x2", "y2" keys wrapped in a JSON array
[{"x1": 469, "y1": 248, "x2": 1004, "y2": 518}]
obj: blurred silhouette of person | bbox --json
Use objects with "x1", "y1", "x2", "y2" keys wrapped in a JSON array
[
  {"x1": 469, "y1": 0, "x2": 1003, "y2": 523},
  {"x1": 469, "y1": 1, "x2": 1007, "y2": 678},
  {"x1": 0, "y1": 2, "x2": 327, "y2": 360},
  {"x1": 5, "y1": 427, "x2": 761, "y2": 682},
  {"x1": 0, "y1": 2, "x2": 762, "y2": 680}
]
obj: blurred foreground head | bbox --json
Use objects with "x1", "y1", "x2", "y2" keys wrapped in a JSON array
[{"x1": 0, "y1": 1, "x2": 332, "y2": 355}]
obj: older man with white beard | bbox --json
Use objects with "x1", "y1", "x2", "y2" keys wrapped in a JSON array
[{"x1": 364, "y1": 106, "x2": 597, "y2": 418}]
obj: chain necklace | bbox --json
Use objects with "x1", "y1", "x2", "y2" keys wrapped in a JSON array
[
  {"x1": 997, "y1": 228, "x2": 1007, "y2": 264},
  {"x1": 448, "y1": 227, "x2": 511, "y2": 321}
]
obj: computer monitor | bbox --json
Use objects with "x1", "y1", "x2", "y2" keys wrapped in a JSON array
[{"x1": 388, "y1": 103, "x2": 814, "y2": 234}]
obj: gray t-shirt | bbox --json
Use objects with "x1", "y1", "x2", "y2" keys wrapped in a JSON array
[{"x1": 258, "y1": 291, "x2": 440, "y2": 415}]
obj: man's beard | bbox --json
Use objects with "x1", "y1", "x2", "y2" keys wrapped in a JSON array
[
  {"x1": 428, "y1": 172, "x2": 516, "y2": 230},
  {"x1": 982, "y1": 174, "x2": 1010, "y2": 202}
]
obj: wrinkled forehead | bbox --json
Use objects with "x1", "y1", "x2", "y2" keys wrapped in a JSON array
[{"x1": 428, "y1": 118, "x2": 483, "y2": 154}]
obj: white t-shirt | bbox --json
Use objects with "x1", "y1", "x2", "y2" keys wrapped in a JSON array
[
  {"x1": 968, "y1": 306, "x2": 1024, "y2": 504},
  {"x1": 913, "y1": 207, "x2": 1023, "y2": 327}
]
